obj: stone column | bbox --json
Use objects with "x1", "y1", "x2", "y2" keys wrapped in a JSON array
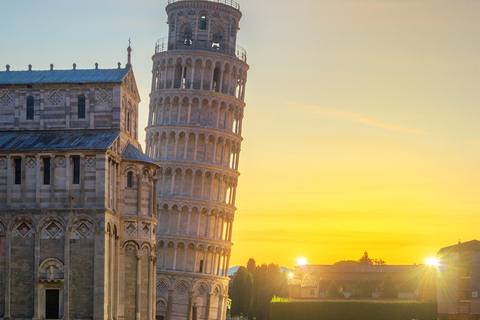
[
  {"x1": 93, "y1": 231, "x2": 108, "y2": 320},
  {"x1": 187, "y1": 291, "x2": 194, "y2": 320},
  {"x1": 35, "y1": 155, "x2": 41, "y2": 204},
  {"x1": 190, "y1": 64, "x2": 196, "y2": 89},
  {"x1": 225, "y1": 254, "x2": 231, "y2": 277},
  {"x1": 210, "y1": 250, "x2": 215, "y2": 275},
  {"x1": 184, "y1": 137, "x2": 190, "y2": 160},
  {"x1": 137, "y1": 174, "x2": 142, "y2": 214},
  {"x1": 204, "y1": 293, "x2": 212, "y2": 320},
  {"x1": 33, "y1": 232, "x2": 40, "y2": 320},
  {"x1": 167, "y1": 289, "x2": 174, "y2": 320},
  {"x1": 187, "y1": 103, "x2": 192, "y2": 124},
  {"x1": 200, "y1": 66, "x2": 205, "y2": 90},
  {"x1": 136, "y1": 254, "x2": 142, "y2": 320},
  {"x1": 4, "y1": 231, "x2": 11, "y2": 319},
  {"x1": 147, "y1": 255, "x2": 153, "y2": 320},
  {"x1": 109, "y1": 233, "x2": 115, "y2": 320},
  {"x1": 151, "y1": 257, "x2": 157, "y2": 320},
  {"x1": 63, "y1": 232, "x2": 70, "y2": 319},
  {"x1": 217, "y1": 294, "x2": 225, "y2": 320},
  {"x1": 115, "y1": 235, "x2": 121, "y2": 320}
]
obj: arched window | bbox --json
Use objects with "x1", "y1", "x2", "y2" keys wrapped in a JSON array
[
  {"x1": 212, "y1": 29, "x2": 222, "y2": 48},
  {"x1": 127, "y1": 171, "x2": 133, "y2": 188},
  {"x1": 213, "y1": 67, "x2": 220, "y2": 92},
  {"x1": 26, "y1": 96, "x2": 34, "y2": 120},
  {"x1": 78, "y1": 95, "x2": 86, "y2": 119},
  {"x1": 127, "y1": 112, "x2": 131, "y2": 133},
  {"x1": 200, "y1": 15, "x2": 207, "y2": 30},
  {"x1": 184, "y1": 26, "x2": 192, "y2": 46}
]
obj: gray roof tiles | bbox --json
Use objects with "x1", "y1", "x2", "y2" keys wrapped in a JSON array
[
  {"x1": 0, "y1": 68, "x2": 130, "y2": 85},
  {"x1": 0, "y1": 130, "x2": 120, "y2": 151},
  {"x1": 122, "y1": 142, "x2": 158, "y2": 166}
]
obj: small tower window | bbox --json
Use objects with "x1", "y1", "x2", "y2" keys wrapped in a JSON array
[
  {"x1": 127, "y1": 112, "x2": 131, "y2": 133},
  {"x1": 78, "y1": 95, "x2": 86, "y2": 119},
  {"x1": 199, "y1": 260, "x2": 204, "y2": 273},
  {"x1": 26, "y1": 96, "x2": 34, "y2": 120},
  {"x1": 72, "y1": 156, "x2": 80, "y2": 184},
  {"x1": 14, "y1": 158, "x2": 22, "y2": 185},
  {"x1": 212, "y1": 67, "x2": 220, "y2": 92},
  {"x1": 212, "y1": 29, "x2": 222, "y2": 48},
  {"x1": 200, "y1": 15, "x2": 207, "y2": 30},
  {"x1": 127, "y1": 171, "x2": 133, "y2": 188},
  {"x1": 184, "y1": 26, "x2": 192, "y2": 46},
  {"x1": 43, "y1": 157, "x2": 51, "y2": 185}
]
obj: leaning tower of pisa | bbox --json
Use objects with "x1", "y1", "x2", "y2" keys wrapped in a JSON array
[{"x1": 145, "y1": 0, "x2": 248, "y2": 319}]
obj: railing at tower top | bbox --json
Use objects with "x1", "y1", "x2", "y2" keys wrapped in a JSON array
[
  {"x1": 155, "y1": 38, "x2": 247, "y2": 63},
  {"x1": 167, "y1": 0, "x2": 240, "y2": 10}
]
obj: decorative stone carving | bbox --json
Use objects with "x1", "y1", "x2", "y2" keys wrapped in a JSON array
[
  {"x1": 55, "y1": 156, "x2": 66, "y2": 168},
  {"x1": 15, "y1": 221, "x2": 32, "y2": 238},
  {"x1": 125, "y1": 221, "x2": 137, "y2": 236},
  {"x1": 0, "y1": 91, "x2": 12, "y2": 106},
  {"x1": 125, "y1": 245, "x2": 137, "y2": 253},
  {"x1": 157, "y1": 279, "x2": 169, "y2": 294},
  {"x1": 142, "y1": 223, "x2": 151, "y2": 237},
  {"x1": 26, "y1": 156, "x2": 36, "y2": 168},
  {"x1": 86, "y1": 156, "x2": 96, "y2": 167},
  {"x1": 44, "y1": 220, "x2": 63, "y2": 239},
  {"x1": 0, "y1": 157, "x2": 6, "y2": 169},
  {"x1": 73, "y1": 220, "x2": 93, "y2": 239},
  {"x1": 49, "y1": 91, "x2": 62, "y2": 105},
  {"x1": 213, "y1": 286, "x2": 220, "y2": 298},
  {"x1": 174, "y1": 280, "x2": 189, "y2": 295},
  {"x1": 195, "y1": 283, "x2": 208, "y2": 296},
  {"x1": 97, "y1": 89, "x2": 110, "y2": 102}
]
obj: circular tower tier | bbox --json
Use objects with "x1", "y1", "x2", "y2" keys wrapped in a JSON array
[{"x1": 146, "y1": 1, "x2": 249, "y2": 319}]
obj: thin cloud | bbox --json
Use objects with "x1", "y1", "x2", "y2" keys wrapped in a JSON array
[{"x1": 286, "y1": 101, "x2": 428, "y2": 134}]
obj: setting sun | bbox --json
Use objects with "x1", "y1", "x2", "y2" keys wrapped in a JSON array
[{"x1": 425, "y1": 257, "x2": 440, "y2": 267}]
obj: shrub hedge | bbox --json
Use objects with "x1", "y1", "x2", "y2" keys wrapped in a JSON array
[{"x1": 270, "y1": 300, "x2": 437, "y2": 320}]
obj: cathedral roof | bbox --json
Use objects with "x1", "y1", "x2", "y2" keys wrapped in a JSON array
[
  {"x1": 122, "y1": 142, "x2": 158, "y2": 166},
  {"x1": 0, "y1": 130, "x2": 120, "y2": 151},
  {"x1": 0, "y1": 68, "x2": 130, "y2": 85}
]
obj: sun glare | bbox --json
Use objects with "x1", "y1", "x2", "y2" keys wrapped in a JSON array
[
  {"x1": 289, "y1": 272, "x2": 294, "y2": 279},
  {"x1": 296, "y1": 257, "x2": 307, "y2": 266},
  {"x1": 425, "y1": 257, "x2": 439, "y2": 267}
]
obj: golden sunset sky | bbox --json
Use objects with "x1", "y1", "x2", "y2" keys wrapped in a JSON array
[{"x1": 1, "y1": 0, "x2": 479, "y2": 268}]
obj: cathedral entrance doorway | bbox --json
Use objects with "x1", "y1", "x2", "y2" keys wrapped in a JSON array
[{"x1": 45, "y1": 289, "x2": 60, "y2": 319}]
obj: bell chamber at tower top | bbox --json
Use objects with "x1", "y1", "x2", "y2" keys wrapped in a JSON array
[{"x1": 155, "y1": 0, "x2": 247, "y2": 63}]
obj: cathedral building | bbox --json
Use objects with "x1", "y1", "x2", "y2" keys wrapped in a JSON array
[
  {"x1": 145, "y1": 0, "x2": 248, "y2": 319},
  {"x1": 0, "y1": 51, "x2": 159, "y2": 320}
]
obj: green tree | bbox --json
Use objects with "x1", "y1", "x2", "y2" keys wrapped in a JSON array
[
  {"x1": 350, "y1": 281, "x2": 374, "y2": 299},
  {"x1": 231, "y1": 266, "x2": 253, "y2": 316},
  {"x1": 326, "y1": 280, "x2": 344, "y2": 299},
  {"x1": 333, "y1": 260, "x2": 359, "y2": 266},
  {"x1": 358, "y1": 251, "x2": 374, "y2": 265},
  {"x1": 380, "y1": 273, "x2": 398, "y2": 298},
  {"x1": 247, "y1": 258, "x2": 256, "y2": 275},
  {"x1": 251, "y1": 262, "x2": 288, "y2": 320}
]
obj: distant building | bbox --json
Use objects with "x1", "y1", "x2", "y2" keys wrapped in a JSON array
[
  {"x1": 288, "y1": 263, "x2": 435, "y2": 300},
  {"x1": 437, "y1": 239, "x2": 480, "y2": 320}
]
